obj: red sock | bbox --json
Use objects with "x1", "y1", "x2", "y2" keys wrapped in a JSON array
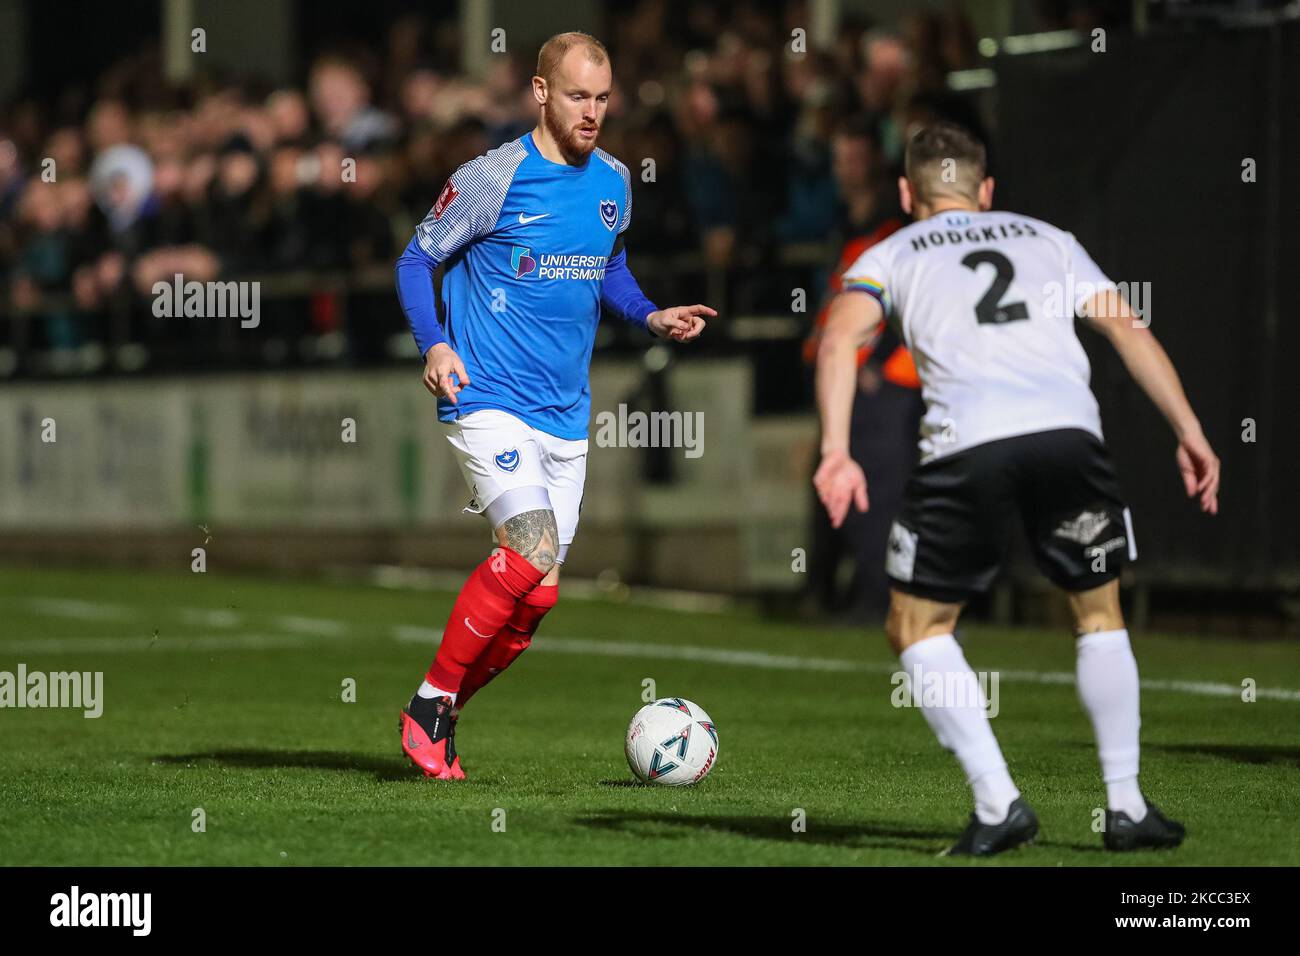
[
  {"x1": 456, "y1": 584, "x2": 558, "y2": 712},
  {"x1": 425, "y1": 548, "x2": 545, "y2": 693}
]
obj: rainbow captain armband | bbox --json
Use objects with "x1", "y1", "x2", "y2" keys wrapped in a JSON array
[{"x1": 843, "y1": 275, "x2": 889, "y2": 313}]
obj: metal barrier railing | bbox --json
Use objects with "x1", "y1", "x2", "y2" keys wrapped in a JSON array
[{"x1": 0, "y1": 242, "x2": 837, "y2": 380}]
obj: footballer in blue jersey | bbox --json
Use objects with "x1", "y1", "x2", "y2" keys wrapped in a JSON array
[{"x1": 394, "y1": 31, "x2": 715, "y2": 780}]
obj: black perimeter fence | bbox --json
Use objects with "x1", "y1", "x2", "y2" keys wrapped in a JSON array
[{"x1": 994, "y1": 18, "x2": 1298, "y2": 602}]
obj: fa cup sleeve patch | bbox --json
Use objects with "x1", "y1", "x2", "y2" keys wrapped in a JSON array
[{"x1": 433, "y1": 178, "x2": 460, "y2": 220}]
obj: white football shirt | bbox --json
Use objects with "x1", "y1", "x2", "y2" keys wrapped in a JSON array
[{"x1": 842, "y1": 209, "x2": 1117, "y2": 462}]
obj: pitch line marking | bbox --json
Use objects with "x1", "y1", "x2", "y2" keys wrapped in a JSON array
[{"x1": 7, "y1": 598, "x2": 1299, "y2": 702}]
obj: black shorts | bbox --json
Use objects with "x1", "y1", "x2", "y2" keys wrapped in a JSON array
[{"x1": 885, "y1": 428, "x2": 1135, "y2": 603}]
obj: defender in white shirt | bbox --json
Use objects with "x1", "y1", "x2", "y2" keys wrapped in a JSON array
[{"x1": 814, "y1": 123, "x2": 1220, "y2": 857}]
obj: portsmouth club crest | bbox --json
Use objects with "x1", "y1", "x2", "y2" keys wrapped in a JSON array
[
  {"x1": 494, "y1": 448, "x2": 521, "y2": 473},
  {"x1": 599, "y1": 199, "x2": 619, "y2": 231}
]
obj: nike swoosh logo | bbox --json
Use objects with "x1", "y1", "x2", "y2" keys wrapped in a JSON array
[
  {"x1": 518, "y1": 213, "x2": 550, "y2": 224},
  {"x1": 464, "y1": 617, "x2": 493, "y2": 639},
  {"x1": 406, "y1": 725, "x2": 420, "y2": 749}
]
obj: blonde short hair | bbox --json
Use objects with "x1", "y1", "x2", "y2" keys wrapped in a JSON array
[{"x1": 535, "y1": 31, "x2": 609, "y2": 84}]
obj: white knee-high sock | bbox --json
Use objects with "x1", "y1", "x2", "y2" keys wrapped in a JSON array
[
  {"x1": 1075, "y1": 628, "x2": 1146, "y2": 821},
  {"x1": 900, "y1": 634, "x2": 1019, "y2": 824}
]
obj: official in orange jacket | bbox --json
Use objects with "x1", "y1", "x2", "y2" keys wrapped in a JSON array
[{"x1": 803, "y1": 118, "x2": 924, "y2": 618}]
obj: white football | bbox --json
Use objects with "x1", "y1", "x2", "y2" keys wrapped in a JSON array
[{"x1": 624, "y1": 697, "x2": 718, "y2": 786}]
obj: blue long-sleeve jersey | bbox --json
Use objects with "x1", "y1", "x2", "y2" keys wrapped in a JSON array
[{"x1": 395, "y1": 131, "x2": 659, "y2": 440}]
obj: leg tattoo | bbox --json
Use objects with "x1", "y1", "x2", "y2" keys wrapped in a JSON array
[{"x1": 502, "y1": 509, "x2": 558, "y2": 572}]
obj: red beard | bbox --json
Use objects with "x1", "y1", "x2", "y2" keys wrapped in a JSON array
[{"x1": 545, "y1": 111, "x2": 598, "y2": 163}]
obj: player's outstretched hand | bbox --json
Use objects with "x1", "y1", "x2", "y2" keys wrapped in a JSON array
[
  {"x1": 1176, "y1": 429, "x2": 1220, "y2": 515},
  {"x1": 648, "y1": 304, "x2": 715, "y2": 342},
  {"x1": 423, "y1": 343, "x2": 471, "y2": 404},
  {"x1": 813, "y1": 450, "x2": 869, "y2": 529}
]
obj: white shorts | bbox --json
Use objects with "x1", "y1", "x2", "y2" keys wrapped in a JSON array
[{"x1": 440, "y1": 409, "x2": 588, "y2": 563}]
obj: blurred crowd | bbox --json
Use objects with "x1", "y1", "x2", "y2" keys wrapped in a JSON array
[
  {"x1": 0, "y1": 1, "x2": 998, "y2": 340},
  {"x1": 0, "y1": 0, "x2": 1130, "y2": 352}
]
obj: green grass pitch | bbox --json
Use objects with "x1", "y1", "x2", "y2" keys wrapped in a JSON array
[{"x1": 1, "y1": 566, "x2": 1296, "y2": 866}]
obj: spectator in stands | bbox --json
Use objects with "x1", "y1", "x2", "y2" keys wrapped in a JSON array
[
  {"x1": 622, "y1": 112, "x2": 695, "y2": 256},
  {"x1": 266, "y1": 89, "x2": 312, "y2": 148},
  {"x1": 10, "y1": 181, "x2": 80, "y2": 348},
  {"x1": 309, "y1": 56, "x2": 399, "y2": 152},
  {"x1": 856, "y1": 31, "x2": 912, "y2": 163},
  {"x1": 0, "y1": 138, "x2": 28, "y2": 263},
  {"x1": 0, "y1": 0, "x2": 982, "y2": 391},
  {"x1": 194, "y1": 133, "x2": 269, "y2": 276}
]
